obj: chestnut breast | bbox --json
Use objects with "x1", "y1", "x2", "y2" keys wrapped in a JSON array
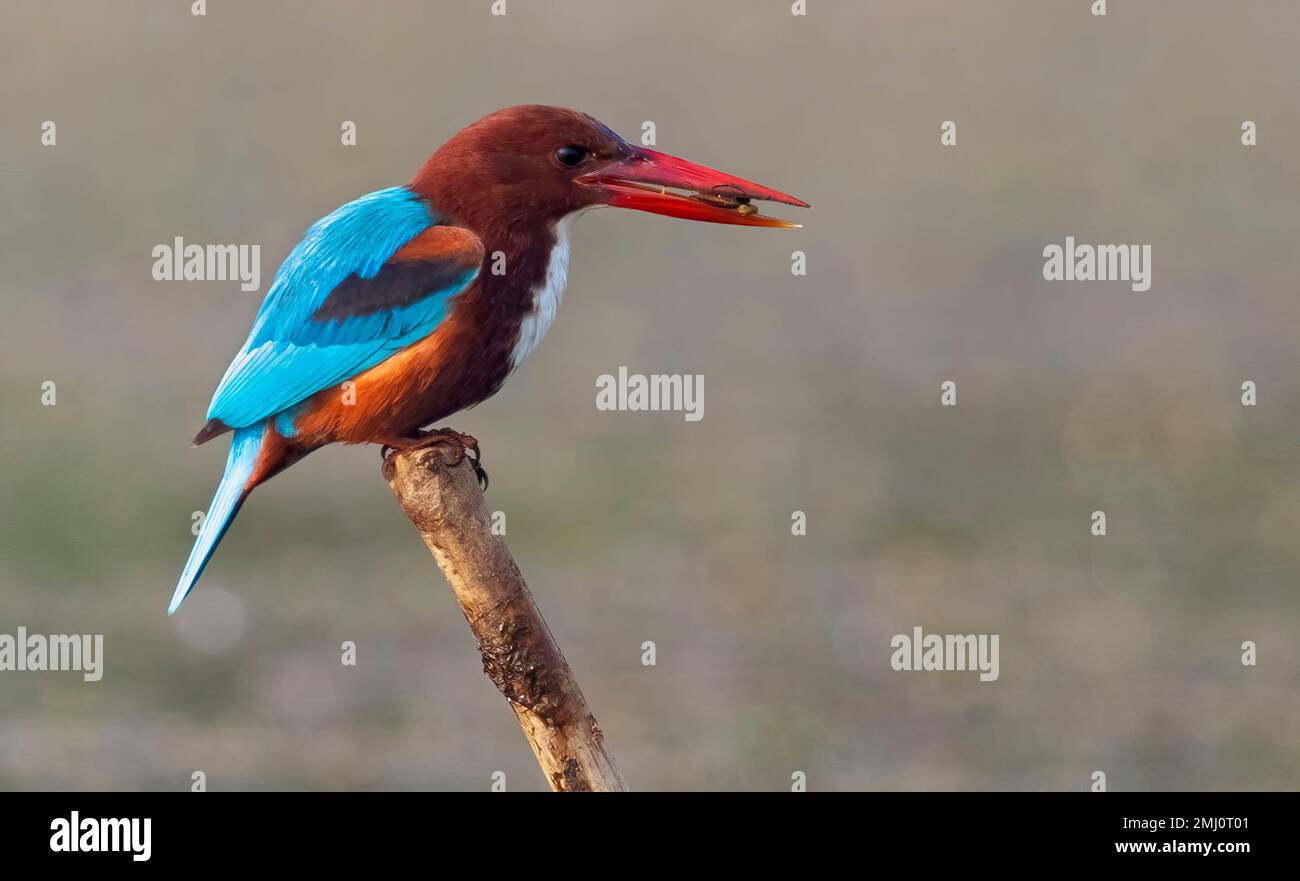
[{"x1": 289, "y1": 221, "x2": 567, "y2": 445}]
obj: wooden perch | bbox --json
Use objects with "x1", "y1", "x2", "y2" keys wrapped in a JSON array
[{"x1": 383, "y1": 443, "x2": 627, "y2": 792}]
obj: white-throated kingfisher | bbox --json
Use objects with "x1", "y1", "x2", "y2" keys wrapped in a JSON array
[{"x1": 171, "y1": 105, "x2": 807, "y2": 614}]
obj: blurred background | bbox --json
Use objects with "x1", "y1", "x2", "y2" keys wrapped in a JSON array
[{"x1": 1, "y1": 1, "x2": 1297, "y2": 791}]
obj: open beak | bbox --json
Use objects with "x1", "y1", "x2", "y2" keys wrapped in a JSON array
[{"x1": 576, "y1": 148, "x2": 809, "y2": 228}]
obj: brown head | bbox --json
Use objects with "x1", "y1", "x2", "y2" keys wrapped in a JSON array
[{"x1": 410, "y1": 104, "x2": 808, "y2": 239}]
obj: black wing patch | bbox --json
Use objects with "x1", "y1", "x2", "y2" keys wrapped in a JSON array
[{"x1": 310, "y1": 259, "x2": 477, "y2": 323}]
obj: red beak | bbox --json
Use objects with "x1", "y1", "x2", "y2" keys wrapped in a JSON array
[{"x1": 577, "y1": 148, "x2": 809, "y2": 228}]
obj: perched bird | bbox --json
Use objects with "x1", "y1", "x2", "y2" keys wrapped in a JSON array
[{"x1": 171, "y1": 105, "x2": 807, "y2": 614}]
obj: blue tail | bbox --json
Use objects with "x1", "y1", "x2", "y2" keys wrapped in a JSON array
[{"x1": 169, "y1": 424, "x2": 265, "y2": 615}]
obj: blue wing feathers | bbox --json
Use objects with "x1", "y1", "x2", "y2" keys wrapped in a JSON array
[
  {"x1": 249, "y1": 187, "x2": 435, "y2": 343},
  {"x1": 205, "y1": 187, "x2": 478, "y2": 429}
]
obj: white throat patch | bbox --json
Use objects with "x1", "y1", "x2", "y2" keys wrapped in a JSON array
[{"x1": 509, "y1": 215, "x2": 573, "y2": 371}]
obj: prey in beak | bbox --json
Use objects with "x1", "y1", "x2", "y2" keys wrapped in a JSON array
[{"x1": 577, "y1": 148, "x2": 810, "y2": 228}]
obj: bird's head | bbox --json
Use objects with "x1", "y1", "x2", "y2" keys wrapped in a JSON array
[{"x1": 411, "y1": 105, "x2": 808, "y2": 235}]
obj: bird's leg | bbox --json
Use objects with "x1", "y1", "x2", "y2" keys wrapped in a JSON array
[{"x1": 378, "y1": 429, "x2": 488, "y2": 491}]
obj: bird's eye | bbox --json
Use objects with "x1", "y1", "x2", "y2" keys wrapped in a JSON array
[{"x1": 554, "y1": 145, "x2": 588, "y2": 168}]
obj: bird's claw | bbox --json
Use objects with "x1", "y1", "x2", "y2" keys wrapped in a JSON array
[
  {"x1": 464, "y1": 442, "x2": 489, "y2": 492},
  {"x1": 381, "y1": 429, "x2": 488, "y2": 492}
]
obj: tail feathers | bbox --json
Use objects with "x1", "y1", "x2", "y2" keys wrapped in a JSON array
[{"x1": 169, "y1": 424, "x2": 265, "y2": 615}]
